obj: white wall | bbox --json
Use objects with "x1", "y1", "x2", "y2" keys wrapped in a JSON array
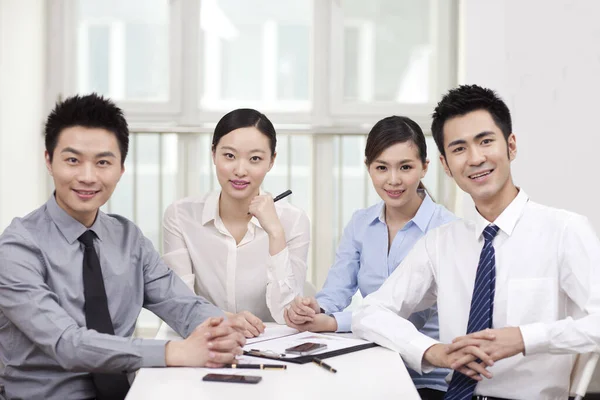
[
  {"x1": 0, "y1": 0, "x2": 48, "y2": 230},
  {"x1": 461, "y1": 0, "x2": 600, "y2": 391},
  {"x1": 460, "y1": 0, "x2": 600, "y2": 228}
]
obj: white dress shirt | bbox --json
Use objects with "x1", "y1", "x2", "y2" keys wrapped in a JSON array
[
  {"x1": 352, "y1": 189, "x2": 600, "y2": 400},
  {"x1": 162, "y1": 191, "x2": 310, "y2": 324}
]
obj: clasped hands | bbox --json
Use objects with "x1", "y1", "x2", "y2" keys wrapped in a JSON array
[
  {"x1": 424, "y1": 327, "x2": 525, "y2": 381},
  {"x1": 283, "y1": 296, "x2": 338, "y2": 332},
  {"x1": 166, "y1": 310, "x2": 265, "y2": 368}
]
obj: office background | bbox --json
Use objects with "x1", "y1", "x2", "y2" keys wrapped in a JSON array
[{"x1": 1, "y1": 0, "x2": 599, "y2": 391}]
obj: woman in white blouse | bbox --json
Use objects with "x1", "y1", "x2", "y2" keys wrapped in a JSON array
[{"x1": 162, "y1": 108, "x2": 310, "y2": 332}]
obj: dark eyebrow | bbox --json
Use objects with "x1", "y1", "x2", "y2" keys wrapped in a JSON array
[
  {"x1": 446, "y1": 131, "x2": 496, "y2": 149},
  {"x1": 221, "y1": 146, "x2": 267, "y2": 154},
  {"x1": 60, "y1": 147, "x2": 116, "y2": 159},
  {"x1": 474, "y1": 131, "x2": 496, "y2": 141},
  {"x1": 373, "y1": 159, "x2": 389, "y2": 165},
  {"x1": 95, "y1": 151, "x2": 117, "y2": 159},
  {"x1": 374, "y1": 159, "x2": 415, "y2": 165},
  {"x1": 60, "y1": 147, "x2": 82, "y2": 155}
]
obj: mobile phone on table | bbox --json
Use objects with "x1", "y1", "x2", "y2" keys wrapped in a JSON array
[
  {"x1": 202, "y1": 373, "x2": 262, "y2": 384},
  {"x1": 284, "y1": 342, "x2": 327, "y2": 356}
]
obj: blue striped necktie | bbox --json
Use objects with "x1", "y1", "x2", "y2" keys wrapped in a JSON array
[{"x1": 444, "y1": 224, "x2": 500, "y2": 400}]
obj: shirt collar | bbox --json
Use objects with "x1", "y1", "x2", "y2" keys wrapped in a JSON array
[
  {"x1": 368, "y1": 201, "x2": 386, "y2": 225},
  {"x1": 474, "y1": 188, "x2": 529, "y2": 240},
  {"x1": 410, "y1": 192, "x2": 437, "y2": 232},
  {"x1": 46, "y1": 193, "x2": 107, "y2": 245},
  {"x1": 201, "y1": 189, "x2": 277, "y2": 229},
  {"x1": 201, "y1": 191, "x2": 221, "y2": 225},
  {"x1": 369, "y1": 191, "x2": 436, "y2": 232}
]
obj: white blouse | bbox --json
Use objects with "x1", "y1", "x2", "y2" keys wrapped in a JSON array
[{"x1": 162, "y1": 190, "x2": 310, "y2": 323}]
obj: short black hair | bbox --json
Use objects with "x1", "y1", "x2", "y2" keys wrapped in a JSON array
[
  {"x1": 431, "y1": 85, "x2": 512, "y2": 157},
  {"x1": 45, "y1": 93, "x2": 129, "y2": 164},
  {"x1": 212, "y1": 108, "x2": 276, "y2": 156}
]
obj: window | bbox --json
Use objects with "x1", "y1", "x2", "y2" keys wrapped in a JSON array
[
  {"x1": 200, "y1": 0, "x2": 312, "y2": 112},
  {"x1": 330, "y1": 0, "x2": 456, "y2": 117},
  {"x1": 48, "y1": 0, "x2": 457, "y2": 334},
  {"x1": 340, "y1": 0, "x2": 433, "y2": 104},
  {"x1": 76, "y1": 0, "x2": 170, "y2": 102}
]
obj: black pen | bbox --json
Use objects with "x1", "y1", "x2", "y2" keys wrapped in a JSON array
[
  {"x1": 312, "y1": 357, "x2": 337, "y2": 373},
  {"x1": 224, "y1": 364, "x2": 287, "y2": 370},
  {"x1": 273, "y1": 189, "x2": 292, "y2": 202}
]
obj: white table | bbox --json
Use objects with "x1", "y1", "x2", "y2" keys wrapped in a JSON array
[{"x1": 126, "y1": 323, "x2": 420, "y2": 400}]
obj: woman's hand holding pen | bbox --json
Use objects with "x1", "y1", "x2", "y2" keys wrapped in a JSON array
[
  {"x1": 248, "y1": 194, "x2": 284, "y2": 237},
  {"x1": 249, "y1": 193, "x2": 286, "y2": 256}
]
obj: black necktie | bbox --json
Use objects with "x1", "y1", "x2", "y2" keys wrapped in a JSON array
[{"x1": 79, "y1": 230, "x2": 130, "y2": 400}]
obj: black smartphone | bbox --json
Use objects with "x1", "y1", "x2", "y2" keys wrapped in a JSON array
[
  {"x1": 284, "y1": 342, "x2": 328, "y2": 356},
  {"x1": 202, "y1": 373, "x2": 262, "y2": 384}
]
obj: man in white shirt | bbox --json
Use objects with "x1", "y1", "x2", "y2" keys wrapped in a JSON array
[{"x1": 352, "y1": 84, "x2": 600, "y2": 400}]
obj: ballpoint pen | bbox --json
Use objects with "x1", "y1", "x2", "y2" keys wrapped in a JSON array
[
  {"x1": 273, "y1": 189, "x2": 292, "y2": 202},
  {"x1": 312, "y1": 357, "x2": 337, "y2": 373},
  {"x1": 224, "y1": 364, "x2": 287, "y2": 370}
]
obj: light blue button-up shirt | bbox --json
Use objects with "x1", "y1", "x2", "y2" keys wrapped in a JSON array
[{"x1": 316, "y1": 192, "x2": 456, "y2": 391}]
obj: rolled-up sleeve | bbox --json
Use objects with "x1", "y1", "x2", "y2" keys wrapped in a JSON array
[
  {"x1": 316, "y1": 210, "x2": 362, "y2": 332},
  {"x1": 266, "y1": 210, "x2": 310, "y2": 324}
]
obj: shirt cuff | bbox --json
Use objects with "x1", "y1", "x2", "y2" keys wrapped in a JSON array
[
  {"x1": 519, "y1": 323, "x2": 550, "y2": 356},
  {"x1": 332, "y1": 311, "x2": 352, "y2": 333},
  {"x1": 267, "y1": 247, "x2": 289, "y2": 281},
  {"x1": 140, "y1": 339, "x2": 169, "y2": 367},
  {"x1": 408, "y1": 335, "x2": 440, "y2": 375}
]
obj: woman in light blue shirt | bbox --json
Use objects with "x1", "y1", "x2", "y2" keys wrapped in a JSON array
[{"x1": 284, "y1": 115, "x2": 456, "y2": 400}]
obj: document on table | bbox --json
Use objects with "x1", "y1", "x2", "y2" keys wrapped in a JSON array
[
  {"x1": 244, "y1": 331, "x2": 372, "y2": 359},
  {"x1": 155, "y1": 322, "x2": 297, "y2": 343},
  {"x1": 245, "y1": 324, "x2": 299, "y2": 345}
]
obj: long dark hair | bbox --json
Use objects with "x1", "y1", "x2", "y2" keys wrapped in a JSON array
[
  {"x1": 212, "y1": 108, "x2": 276, "y2": 156},
  {"x1": 365, "y1": 115, "x2": 429, "y2": 193}
]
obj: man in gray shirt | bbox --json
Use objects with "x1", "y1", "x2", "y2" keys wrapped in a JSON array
[{"x1": 0, "y1": 94, "x2": 250, "y2": 400}]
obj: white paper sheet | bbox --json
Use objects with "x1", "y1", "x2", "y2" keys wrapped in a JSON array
[{"x1": 244, "y1": 331, "x2": 372, "y2": 359}]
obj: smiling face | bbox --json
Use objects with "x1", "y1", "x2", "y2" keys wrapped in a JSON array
[
  {"x1": 45, "y1": 126, "x2": 124, "y2": 227},
  {"x1": 440, "y1": 109, "x2": 517, "y2": 206},
  {"x1": 212, "y1": 126, "x2": 275, "y2": 201},
  {"x1": 367, "y1": 141, "x2": 428, "y2": 213}
]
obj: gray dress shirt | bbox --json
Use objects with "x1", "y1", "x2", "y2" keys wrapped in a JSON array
[{"x1": 0, "y1": 195, "x2": 224, "y2": 400}]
